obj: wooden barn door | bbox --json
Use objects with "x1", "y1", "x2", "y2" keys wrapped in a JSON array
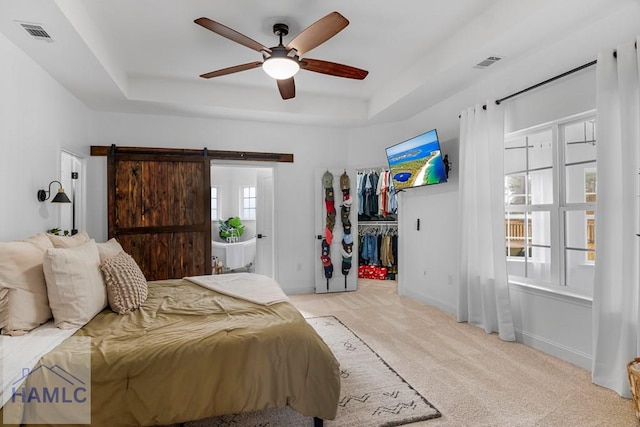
[{"x1": 107, "y1": 148, "x2": 211, "y2": 280}]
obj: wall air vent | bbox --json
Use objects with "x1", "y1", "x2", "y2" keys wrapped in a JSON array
[
  {"x1": 16, "y1": 22, "x2": 53, "y2": 42},
  {"x1": 473, "y1": 56, "x2": 502, "y2": 69}
]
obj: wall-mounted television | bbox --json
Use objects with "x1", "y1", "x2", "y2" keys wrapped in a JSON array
[{"x1": 385, "y1": 129, "x2": 447, "y2": 191}]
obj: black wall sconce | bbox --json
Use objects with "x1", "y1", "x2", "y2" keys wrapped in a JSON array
[{"x1": 37, "y1": 181, "x2": 71, "y2": 203}]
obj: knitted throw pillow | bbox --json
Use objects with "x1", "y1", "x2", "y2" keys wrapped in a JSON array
[{"x1": 100, "y1": 252, "x2": 148, "y2": 315}]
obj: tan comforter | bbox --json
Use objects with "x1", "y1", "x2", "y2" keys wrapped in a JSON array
[{"x1": 8, "y1": 279, "x2": 340, "y2": 426}]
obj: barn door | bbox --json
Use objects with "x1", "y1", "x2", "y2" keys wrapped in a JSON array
[{"x1": 107, "y1": 149, "x2": 211, "y2": 280}]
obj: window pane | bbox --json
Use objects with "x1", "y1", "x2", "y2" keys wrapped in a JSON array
[
  {"x1": 565, "y1": 210, "x2": 594, "y2": 250},
  {"x1": 530, "y1": 211, "x2": 550, "y2": 246},
  {"x1": 249, "y1": 198, "x2": 256, "y2": 209},
  {"x1": 243, "y1": 187, "x2": 250, "y2": 197},
  {"x1": 211, "y1": 187, "x2": 217, "y2": 197},
  {"x1": 527, "y1": 246, "x2": 552, "y2": 282},
  {"x1": 505, "y1": 137, "x2": 527, "y2": 174},
  {"x1": 566, "y1": 162, "x2": 596, "y2": 204},
  {"x1": 585, "y1": 170, "x2": 597, "y2": 204},
  {"x1": 249, "y1": 187, "x2": 256, "y2": 197},
  {"x1": 529, "y1": 169, "x2": 553, "y2": 204},
  {"x1": 505, "y1": 174, "x2": 529, "y2": 205},
  {"x1": 564, "y1": 119, "x2": 596, "y2": 165},
  {"x1": 527, "y1": 129, "x2": 553, "y2": 170},
  {"x1": 505, "y1": 212, "x2": 529, "y2": 257},
  {"x1": 565, "y1": 248, "x2": 595, "y2": 290}
]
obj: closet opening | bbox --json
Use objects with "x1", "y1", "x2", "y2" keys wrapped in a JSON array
[{"x1": 356, "y1": 168, "x2": 398, "y2": 284}]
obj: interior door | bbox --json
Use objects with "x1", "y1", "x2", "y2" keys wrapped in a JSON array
[
  {"x1": 107, "y1": 150, "x2": 211, "y2": 280},
  {"x1": 314, "y1": 167, "x2": 358, "y2": 293},
  {"x1": 255, "y1": 168, "x2": 275, "y2": 278}
]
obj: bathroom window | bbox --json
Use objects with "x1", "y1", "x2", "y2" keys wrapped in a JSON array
[
  {"x1": 211, "y1": 186, "x2": 219, "y2": 221},
  {"x1": 240, "y1": 186, "x2": 256, "y2": 220}
]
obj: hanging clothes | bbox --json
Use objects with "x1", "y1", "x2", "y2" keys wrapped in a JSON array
[
  {"x1": 357, "y1": 169, "x2": 397, "y2": 220},
  {"x1": 357, "y1": 224, "x2": 398, "y2": 280}
]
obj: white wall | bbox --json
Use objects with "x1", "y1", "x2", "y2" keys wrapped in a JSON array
[
  {"x1": 348, "y1": 64, "x2": 597, "y2": 370},
  {"x1": 87, "y1": 112, "x2": 348, "y2": 294},
  {"x1": 0, "y1": 33, "x2": 91, "y2": 242}
]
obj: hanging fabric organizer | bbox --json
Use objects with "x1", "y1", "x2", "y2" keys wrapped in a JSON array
[
  {"x1": 321, "y1": 171, "x2": 335, "y2": 285},
  {"x1": 316, "y1": 168, "x2": 358, "y2": 293},
  {"x1": 339, "y1": 171, "x2": 353, "y2": 285}
]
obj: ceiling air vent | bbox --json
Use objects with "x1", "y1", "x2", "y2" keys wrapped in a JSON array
[
  {"x1": 16, "y1": 22, "x2": 53, "y2": 42},
  {"x1": 473, "y1": 56, "x2": 502, "y2": 69}
]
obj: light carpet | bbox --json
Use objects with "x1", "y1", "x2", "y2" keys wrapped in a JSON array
[{"x1": 186, "y1": 315, "x2": 441, "y2": 427}]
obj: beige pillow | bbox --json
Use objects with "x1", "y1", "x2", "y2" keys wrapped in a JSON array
[
  {"x1": 47, "y1": 230, "x2": 90, "y2": 248},
  {"x1": 0, "y1": 233, "x2": 53, "y2": 335},
  {"x1": 43, "y1": 239, "x2": 108, "y2": 329},
  {"x1": 100, "y1": 252, "x2": 148, "y2": 315},
  {"x1": 96, "y1": 238, "x2": 124, "y2": 262}
]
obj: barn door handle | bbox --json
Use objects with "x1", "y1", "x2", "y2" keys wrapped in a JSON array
[{"x1": 257, "y1": 234, "x2": 267, "y2": 239}]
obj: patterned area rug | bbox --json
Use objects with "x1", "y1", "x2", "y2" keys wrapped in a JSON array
[{"x1": 187, "y1": 315, "x2": 441, "y2": 427}]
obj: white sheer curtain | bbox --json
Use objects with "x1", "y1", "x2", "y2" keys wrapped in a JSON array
[
  {"x1": 592, "y1": 38, "x2": 640, "y2": 397},
  {"x1": 457, "y1": 102, "x2": 515, "y2": 341}
]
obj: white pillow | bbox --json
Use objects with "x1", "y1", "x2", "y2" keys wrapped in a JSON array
[
  {"x1": 43, "y1": 239, "x2": 108, "y2": 329},
  {"x1": 47, "y1": 230, "x2": 90, "y2": 248},
  {"x1": 0, "y1": 233, "x2": 53, "y2": 335},
  {"x1": 96, "y1": 238, "x2": 124, "y2": 262}
]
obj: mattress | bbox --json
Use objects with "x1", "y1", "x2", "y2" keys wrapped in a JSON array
[{"x1": 2, "y1": 278, "x2": 340, "y2": 426}]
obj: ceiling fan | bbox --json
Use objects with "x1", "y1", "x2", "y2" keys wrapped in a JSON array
[{"x1": 194, "y1": 11, "x2": 368, "y2": 100}]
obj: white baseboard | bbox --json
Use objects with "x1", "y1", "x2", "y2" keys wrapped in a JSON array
[
  {"x1": 515, "y1": 328, "x2": 592, "y2": 371},
  {"x1": 401, "y1": 288, "x2": 456, "y2": 315},
  {"x1": 282, "y1": 285, "x2": 315, "y2": 295}
]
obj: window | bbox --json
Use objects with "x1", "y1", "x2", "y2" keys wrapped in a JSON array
[
  {"x1": 210, "y1": 186, "x2": 219, "y2": 221},
  {"x1": 504, "y1": 112, "x2": 596, "y2": 295},
  {"x1": 240, "y1": 186, "x2": 256, "y2": 220}
]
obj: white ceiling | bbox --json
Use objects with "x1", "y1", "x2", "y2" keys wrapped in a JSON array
[{"x1": 1, "y1": 0, "x2": 639, "y2": 127}]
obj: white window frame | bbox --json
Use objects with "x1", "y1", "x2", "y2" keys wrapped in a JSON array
[
  {"x1": 210, "y1": 186, "x2": 219, "y2": 221},
  {"x1": 239, "y1": 185, "x2": 256, "y2": 220},
  {"x1": 504, "y1": 110, "x2": 596, "y2": 298}
]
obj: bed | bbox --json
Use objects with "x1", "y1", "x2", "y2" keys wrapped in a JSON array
[{"x1": 1, "y1": 275, "x2": 340, "y2": 426}]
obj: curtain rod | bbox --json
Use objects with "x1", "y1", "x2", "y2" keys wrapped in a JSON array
[
  {"x1": 495, "y1": 59, "x2": 597, "y2": 105},
  {"x1": 458, "y1": 43, "x2": 637, "y2": 118},
  {"x1": 457, "y1": 59, "x2": 595, "y2": 118}
]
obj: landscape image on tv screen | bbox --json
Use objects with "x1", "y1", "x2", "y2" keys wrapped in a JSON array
[{"x1": 385, "y1": 129, "x2": 447, "y2": 191}]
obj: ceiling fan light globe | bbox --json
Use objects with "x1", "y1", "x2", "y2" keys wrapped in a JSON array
[{"x1": 263, "y1": 57, "x2": 300, "y2": 80}]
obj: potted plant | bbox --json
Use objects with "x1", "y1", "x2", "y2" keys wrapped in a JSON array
[{"x1": 218, "y1": 217, "x2": 245, "y2": 242}]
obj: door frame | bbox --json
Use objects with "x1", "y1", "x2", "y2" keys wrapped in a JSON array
[{"x1": 210, "y1": 160, "x2": 278, "y2": 281}]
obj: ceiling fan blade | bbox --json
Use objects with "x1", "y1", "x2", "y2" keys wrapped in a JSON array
[
  {"x1": 195, "y1": 17, "x2": 270, "y2": 53},
  {"x1": 286, "y1": 12, "x2": 348, "y2": 56},
  {"x1": 200, "y1": 61, "x2": 262, "y2": 79},
  {"x1": 300, "y1": 58, "x2": 368, "y2": 80},
  {"x1": 277, "y1": 78, "x2": 296, "y2": 100}
]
